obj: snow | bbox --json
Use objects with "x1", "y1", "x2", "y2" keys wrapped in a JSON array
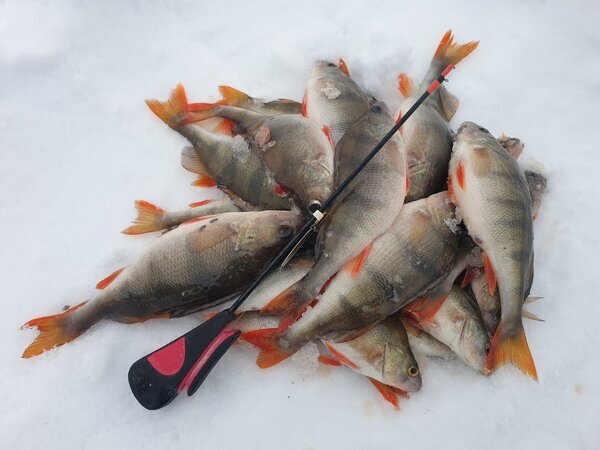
[
  {"x1": 320, "y1": 81, "x2": 342, "y2": 99},
  {"x1": 1, "y1": 0, "x2": 599, "y2": 449}
]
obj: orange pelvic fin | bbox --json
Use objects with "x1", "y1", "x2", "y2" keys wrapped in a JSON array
[
  {"x1": 96, "y1": 267, "x2": 126, "y2": 290},
  {"x1": 483, "y1": 252, "x2": 497, "y2": 295},
  {"x1": 397, "y1": 73, "x2": 415, "y2": 98}
]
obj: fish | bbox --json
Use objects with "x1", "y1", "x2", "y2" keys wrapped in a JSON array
[
  {"x1": 183, "y1": 100, "x2": 334, "y2": 212},
  {"x1": 146, "y1": 85, "x2": 296, "y2": 211},
  {"x1": 232, "y1": 311, "x2": 419, "y2": 409},
  {"x1": 21, "y1": 210, "x2": 303, "y2": 358},
  {"x1": 399, "y1": 316, "x2": 454, "y2": 360},
  {"x1": 396, "y1": 30, "x2": 478, "y2": 202},
  {"x1": 261, "y1": 101, "x2": 407, "y2": 325},
  {"x1": 467, "y1": 168, "x2": 548, "y2": 335},
  {"x1": 498, "y1": 134, "x2": 524, "y2": 160},
  {"x1": 403, "y1": 285, "x2": 490, "y2": 373},
  {"x1": 303, "y1": 59, "x2": 371, "y2": 146},
  {"x1": 242, "y1": 191, "x2": 460, "y2": 368},
  {"x1": 217, "y1": 85, "x2": 302, "y2": 115},
  {"x1": 122, "y1": 198, "x2": 242, "y2": 235},
  {"x1": 448, "y1": 121, "x2": 537, "y2": 379}
]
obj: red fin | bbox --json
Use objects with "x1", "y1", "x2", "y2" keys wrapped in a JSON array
[
  {"x1": 483, "y1": 253, "x2": 497, "y2": 295},
  {"x1": 447, "y1": 174, "x2": 456, "y2": 203},
  {"x1": 181, "y1": 215, "x2": 215, "y2": 226},
  {"x1": 343, "y1": 242, "x2": 374, "y2": 278},
  {"x1": 395, "y1": 110, "x2": 403, "y2": 125},
  {"x1": 397, "y1": 73, "x2": 415, "y2": 98},
  {"x1": 389, "y1": 386, "x2": 410, "y2": 399},
  {"x1": 188, "y1": 199, "x2": 214, "y2": 208},
  {"x1": 460, "y1": 266, "x2": 479, "y2": 288},
  {"x1": 338, "y1": 58, "x2": 350, "y2": 77},
  {"x1": 122, "y1": 200, "x2": 166, "y2": 235},
  {"x1": 212, "y1": 118, "x2": 234, "y2": 136},
  {"x1": 404, "y1": 292, "x2": 450, "y2": 325},
  {"x1": 456, "y1": 160, "x2": 465, "y2": 190},
  {"x1": 322, "y1": 125, "x2": 334, "y2": 148},
  {"x1": 324, "y1": 343, "x2": 358, "y2": 369},
  {"x1": 21, "y1": 302, "x2": 88, "y2": 358},
  {"x1": 301, "y1": 90, "x2": 308, "y2": 117},
  {"x1": 368, "y1": 378, "x2": 401, "y2": 410},
  {"x1": 433, "y1": 30, "x2": 479, "y2": 67},
  {"x1": 191, "y1": 175, "x2": 218, "y2": 188},
  {"x1": 318, "y1": 354, "x2": 342, "y2": 367},
  {"x1": 241, "y1": 328, "x2": 296, "y2": 368},
  {"x1": 96, "y1": 267, "x2": 126, "y2": 290},
  {"x1": 486, "y1": 321, "x2": 538, "y2": 380},
  {"x1": 274, "y1": 184, "x2": 288, "y2": 197},
  {"x1": 145, "y1": 84, "x2": 188, "y2": 129},
  {"x1": 218, "y1": 85, "x2": 250, "y2": 106}
]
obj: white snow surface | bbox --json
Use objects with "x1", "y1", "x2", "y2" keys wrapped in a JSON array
[{"x1": 1, "y1": 0, "x2": 599, "y2": 448}]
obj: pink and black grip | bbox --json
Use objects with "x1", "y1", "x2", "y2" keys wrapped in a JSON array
[{"x1": 128, "y1": 310, "x2": 240, "y2": 410}]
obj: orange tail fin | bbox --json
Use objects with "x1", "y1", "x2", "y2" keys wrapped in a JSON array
[
  {"x1": 181, "y1": 102, "x2": 221, "y2": 125},
  {"x1": 218, "y1": 85, "x2": 250, "y2": 106},
  {"x1": 121, "y1": 200, "x2": 166, "y2": 235},
  {"x1": 241, "y1": 328, "x2": 297, "y2": 368},
  {"x1": 145, "y1": 83, "x2": 189, "y2": 129},
  {"x1": 486, "y1": 321, "x2": 537, "y2": 380},
  {"x1": 433, "y1": 30, "x2": 479, "y2": 67},
  {"x1": 21, "y1": 302, "x2": 89, "y2": 358}
]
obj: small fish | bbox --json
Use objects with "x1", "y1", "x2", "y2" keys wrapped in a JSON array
[
  {"x1": 261, "y1": 102, "x2": 407, "y2": 326},
  {"x1": 22, "y1": 210, "x2": 303, "y2": 358},
  {"x1": 404, "y1": 285, "x2": 490, "y2": 373},
  {"x1": 122, "y1": 198, "x2": 242, "y2": 235},
  {"x1": 448, "y1": 121, "x2": 537, "y2": 379},
  {"x1": 217, "y1": 85, "x2": 302, "y2": 115},
  {"x1": 304, "y1": 59, "x2": 371, "y2": 146},
  {"x1": 498, "y1": 134, "x2": 524, "y2": 159},
  {"x1": 184, "y1": 99, "x2": 334, "y2": 212},
  {"x1": 396, "y1": 30, "x2": 478, "y2": 201},
  {"x1": 242, "y1": 191, "x2": 460, "y2": 368},
  {"x1": 146, "y1": 85, "x2": 295, "y2": 211}
]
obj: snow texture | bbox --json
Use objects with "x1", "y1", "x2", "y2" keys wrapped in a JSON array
[{"x1": 1, "y1": 0, "x2": 599, "y2": 449}]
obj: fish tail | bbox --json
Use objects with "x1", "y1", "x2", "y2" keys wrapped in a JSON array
[
  {"x1": 433, "y1": 30, "x2": 479, "y2": 67},
  {"x1": 218, "y1": 85, "x2": 250, "y2": 106},
  {"x1": 241, "y1": 328, "x2": 297, "y2": 368},
  {"x1": 121, "y1": 200, "x2": 166, "y2": 235},
  {"x1": 21, "y1": 301, "x2": 90, "y2": 358},
  {"x1": 145, "y1": 83, "x2": 189, "y2": 129},
  {"x1": 486, "y1": 319, "x2": 538, "y2": 380}
]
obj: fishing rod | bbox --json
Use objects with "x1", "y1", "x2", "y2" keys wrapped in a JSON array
[{"x1": 128, "y1": 64, "x2": 456, "y2": 410}]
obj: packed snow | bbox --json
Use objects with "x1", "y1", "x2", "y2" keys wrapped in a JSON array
[{"x1": 1, "y1": 0, "x2": 599, "y2": 449}]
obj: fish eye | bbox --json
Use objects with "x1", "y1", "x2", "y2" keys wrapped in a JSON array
[
  {"x1": 407, "y1": 365, "x2": 419, "y2": 377},
  {"x1": 327, "y1": 62, "x2": 336, "y2": 67},
  {"x1": 484, "y1": 344, "x2": 491, "y2": 355},
  {"x1": 277, "y1": 225, "x2": 293, "y2": 239},
  {"x1": 478, "y1": 126, "x2": 488, "y2": 133},
  {"x1": 371, "y1": 104, "x2": 382, "y2": 113}
]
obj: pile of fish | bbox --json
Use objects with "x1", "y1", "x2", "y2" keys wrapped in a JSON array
[{"x1": 22, "y1": 30, "x2": 547, "y2": 409}]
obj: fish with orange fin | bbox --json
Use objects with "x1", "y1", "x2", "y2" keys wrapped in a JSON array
[
  {"x1": 448, "y1": 121, "x2": 538, "y2": 380},
  {"x1": 404, "y1": 285, "x2": 490, "y2": 374},
  {"x1": 396, "y1": 30, "x2": 478, "y2": 201},
  {"x1": 303, "y1": 59, "x2": 371, "y2": 146},
  {"x1": 217, "y1": 85, "x2": 302, "y2": 115},
  {"x1": 146, "y1": 84, "x2": 295, "y2": 211},
  {"x1": 21, "y1": 211, "x2": 303, "y2": 358},
  {"x1": 261, "y1": 101, "x2": 407, "y2": 327},
  {"x1": 122, "y1": 198, "x2": 242, "y2": 235},
  {"x1": 183, "y1": 97, "x2": 334, "y2": 213},
  {"x1": 242, "y1": 191, "x2": 460, "y2": 369},
  {"x1": 399, "y1": 316, "x2": 455, "y2": 360}
]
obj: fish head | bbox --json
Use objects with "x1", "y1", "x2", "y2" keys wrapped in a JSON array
[
  {"x1": 381, "y1": 342, "x2": 422, "y2": 392},
  {"x1": 234, "y1": 211, "x2": 303, "y2": 253},
  {"x1": 311, "y1": 60, "x2": 344, "y2": 79},
  {"x1": 525, "y1": 170, "x2": 547, "y2": 218},
  {"x1": 455, "y1": 121, "x2": 498, "y2": 150},
  {"x1": 498, "y1": 134, "x2": 524, "y2": 159}
]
